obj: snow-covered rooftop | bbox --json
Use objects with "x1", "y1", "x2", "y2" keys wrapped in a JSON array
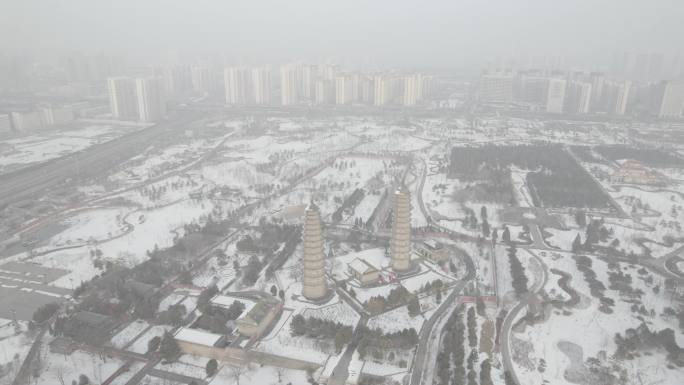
[
  {"x1": 210, "y1": 294, "x2": 257, "y2": 313},
  {"x1": 349, "y1": 258, "x2": 378, "y2": 275},
  {"x1": 173, "y1": 327, "x2": 223, "y2": 347}
]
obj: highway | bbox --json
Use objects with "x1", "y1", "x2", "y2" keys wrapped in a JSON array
[{"x1": 0, "y1": 112, "x2": 202, "y2": 208}]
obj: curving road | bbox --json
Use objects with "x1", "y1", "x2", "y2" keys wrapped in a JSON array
[
  {"x1": 499, "y1": 248, "x2": 548, "y2": 385},
  {"x1": 409, "y1": 245, "x2": 476, "y2": 385}
]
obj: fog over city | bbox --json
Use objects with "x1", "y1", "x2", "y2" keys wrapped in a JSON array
[
  {"x1": 1, "y1": 2, "x2": 684, "y2": 385},
  {"x1": 3, "y1": 0, "x2": 684, "y2": 71}
]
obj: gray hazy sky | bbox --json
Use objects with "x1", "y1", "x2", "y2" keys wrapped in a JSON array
[{"x1": 2, "y1": 0, "x2": 682, "y2": 71}]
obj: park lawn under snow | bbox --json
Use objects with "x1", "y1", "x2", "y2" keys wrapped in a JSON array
[
  {"x1": 0, "y1": 319, "x2": 32, "y2": 374},
  {"x1": 300, "y1": 301, "x2": 361, "y2": 328},
  {"x1": 254, "y1": 310, "x2": 342, "y2": 365},
  {"x1": 513, "y1": 252, "x2": 684, "y2": 385},
  {"x1": 209, "y1": 362, "x2": 309, "y2": 385},
  {"x1": 35, "y1": 349, "x2": 125, "y2": 385},
  {"x1": 34, "y1": 198, "x2": 219, "y2": 289},
  {"x1": 422, "y1": 172, "x2": 467, "y2": 221},
  {"x1": 349, "y1": 192, "x2": 382, "y2": 223},
  {"x1": 367, "y1": 304, "x2": 425, "y2": 334},
  {"x1": 49, "y1": 207, "x2": 132, "y2": 247},
  {"x1": 0, "y1": 124, "x2": 143, "y2": 172}
]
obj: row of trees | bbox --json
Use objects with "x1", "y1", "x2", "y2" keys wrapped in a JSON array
[
  {"x1": 290, "y1": 315, "x2": 354, "y2": 352},
  {"x1": 364, "y1": 286, "x2": 415, "y2": 315},
  {"x1": 572, "y1": 255, "x2": 615, "y2": 313},
  {"x1": 357, "y1": 326, "x2": 419, "y2": 358},
  {"x1": 507, "y1": 246, "x2": 528, "y2": 297},
  {"x1": 571, "y1": 218, "x2": 613, "y2": 253},
  {"x1": 436, "y1": 306, "x2": 465, "y2": 385},
  {"x1": 614, "y1": 323, "x2": 683, "y2": 365}
]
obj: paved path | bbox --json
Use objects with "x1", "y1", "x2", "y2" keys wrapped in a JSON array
[
  {"x1": 409, "y1": 246, "x2": 475, "y2": 385},
  {"x1": 11, "y1": 327, "x2": 47, "y2": 385},
  {"x1": 499, "y1": 249, "x2": 548, "y2": 385},
  {"x1": 327, "y1": 317, "x2": 368, "y2": 385}
]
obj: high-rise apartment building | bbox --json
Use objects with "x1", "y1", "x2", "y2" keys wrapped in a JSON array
[
  {"x1": 565, "y1": 81, "x2": 592, "y2": 114},
  {"x1": 107, "y1": 77, "x2": 138, "y2": 119},
  {"x1": 335, "y1": 76, "x2": 352, "y2": 105},
  {"x1": 163, "y1": 66, "x2": 192, "y2": 97},
  {"x1": 315, "y1": 80, "x2": 332, "y2": 105},
  {"x1": 136, "y1": 77, "x2": 166, "y2": 122},
  {"x1": 653, "y1": 81, "x2": 684, "y2": 118},
  {"x1": 301, "y1": 65, "x2": 317, "y2": 101},
  {"x1": 224, "y1": 67, "x2": 252, "y2": 105},
  {"x1": 602, "y1": 80, "x2": 631, "y2": 115},
  {"x1": 479, "y1": 74, "x2": 514, "y2": 103},
  {"x1": 545, "y1": 78, "x2": 567, "y2": 114},
  {"x1": 280, "y1": 65, "x2": 299, "y2": 106},
  {"x1": 374, "y1": 75, "x2": 393, "y2": 106},
  {"x1": 191, "y1": 66, "x2": 220, "y2": 95},
  {"x1": 252, "y1": 67, "x2": 272, "y2": 105}
]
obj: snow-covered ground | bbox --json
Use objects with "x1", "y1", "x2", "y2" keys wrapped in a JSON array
[
  {"x1": 513, "y1": 252, "x2": 684, "y2": 385},
  {"x1": 33, "y1": 349, "x2": 126, "y2": 385},
  {"x1": 5, "y1": 115, "x2": 684, "y2": 385},
  {"x1": 0, "y1": 123, "x2": 145, "y2": 173}
]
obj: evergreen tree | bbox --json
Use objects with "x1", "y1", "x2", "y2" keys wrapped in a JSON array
[
  {"x1": 205, "y1": 359, "x2": 218, "y2": 377},
  {"x1": 147, "y1": 336, "x2": 161, "y2": 354},
  {"x1": 290, "y1": 314, "x2": 306, "y2": 336},
  {"x1": 480, "y1": 359, "x2": 493, "y2": 385},
  {"x1": 575, "y1": 210, "x2": 587, "y2": 227},
  {"x1": 407, "y1": 296, "x2": 421, "y2": 317},
  {"x1": 572, "y1": 233, "x2": 583, "y2": 253},
  {"x1": 467, "y1": 307, "x2": 478, "y2": 348},
  {"x1": 159, "y1": 332, "x2": 180, "y2": 361},
  {"x1": 507, "y1": 246, "x2": 528, "y2": 296},
  {"x1": 502, "y1": 226, "x2": 511, "y2": 244}
]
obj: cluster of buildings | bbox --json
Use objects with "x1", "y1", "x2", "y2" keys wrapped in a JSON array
[
  {"x1": 170, "y1": 185, "x2": 450, "y2": 362},
  {"x1": 479, "y1": 68, "x2": 684, "y2": 119},
  {"x1": 0, "y1": 104, "x2": 80, "y2": 132},
  {"x1": 301, "y1": 186, "x2": 417, "y2": 301},
  {"x1": 610, "y1": 160, "x2": 668, "y2": 186},
  {"x1": 478, "y1": 70, "x2": 633, "y2": 115},
  {"x1": 223, "y1": 64, "x2": 433, "y2": 107},
  {"x1": 157, "y1": 63, "x2": 433, "y2": 107},
  {"x1": 103, "y1": 63, "x2": 432, "y2": 122},
  {"x1": 107, "y1": 76, "x2": 167, "y2": 122}
]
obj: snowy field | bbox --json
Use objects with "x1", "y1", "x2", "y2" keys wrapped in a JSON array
[
  {"x1": 300, "y1": 301, "x2": 361, "y2": 328},
  {"x1": 0, "y1": 123, "x2": 145, "y2": 173},
  {"x1": 513, "y1": 252, "x2": 684, "y2": 385}
]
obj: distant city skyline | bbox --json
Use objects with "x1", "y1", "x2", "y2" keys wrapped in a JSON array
[{"x1": 3, "y1": 0, "x2": 684, "y2": 73}]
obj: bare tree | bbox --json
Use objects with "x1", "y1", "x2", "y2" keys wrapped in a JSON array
[
  {"x1": 230, "y1": 363, "x2": 251, "y2": 385},
  {"x1": 55, "y1": 365, "x2": 66, "y2": 385}
]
